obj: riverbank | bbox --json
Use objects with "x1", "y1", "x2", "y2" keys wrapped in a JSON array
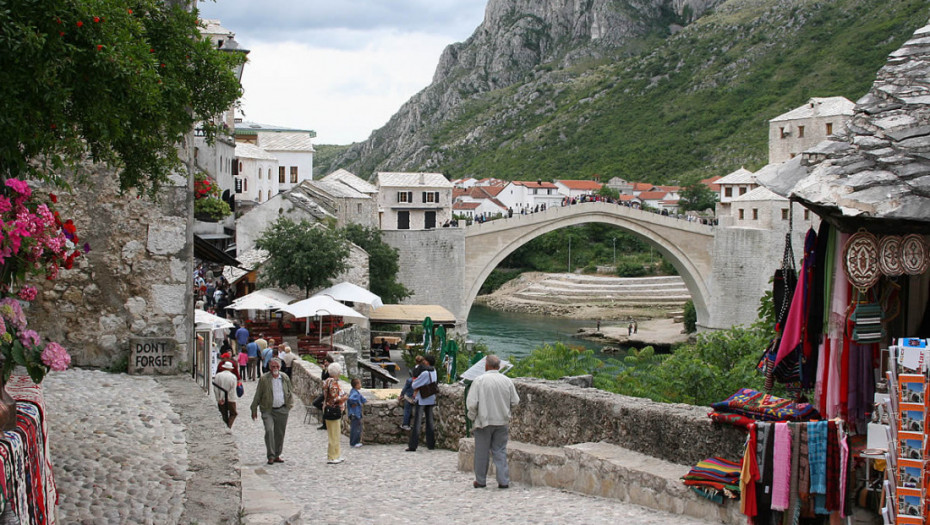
[{"x1": 476, "y1": 272, "x2": 691, "y2": 350}]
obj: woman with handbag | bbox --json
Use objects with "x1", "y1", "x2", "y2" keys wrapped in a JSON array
[{"x1": 323, "y1": 362, "x2": 348, "y2": 464}]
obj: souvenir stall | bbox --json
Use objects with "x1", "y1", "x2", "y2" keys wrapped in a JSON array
[{"x1": 693, "y1": 22, "x2": 930, "y2": 522}]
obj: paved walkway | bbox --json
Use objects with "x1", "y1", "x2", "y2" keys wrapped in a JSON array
[{"x1": 42, "y1": 369, "x2": 720, "y2": 524}]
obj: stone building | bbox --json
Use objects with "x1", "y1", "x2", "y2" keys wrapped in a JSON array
[
  {"x1": 234, "y1": 121, "x2": 315, "y2": 187},
  {"x1": 768, "y1": 96, "x2": 855, "y2": 164},
  {"x1": 496, "y1": 180, "x2": 562, "y2": 212},
  {"x1": 376, "y1": 172, "x2": 453, "y2": 230},
  {"x1": 714, "y1": 167, "x2": 756, "y2": 215}
]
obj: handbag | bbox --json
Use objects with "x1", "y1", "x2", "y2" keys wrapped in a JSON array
[
  {"x1": 849, "y1": 296, "x2": 884, "y2": 343},
  {"x1": 418, "y1": 371, "x2": 439, "y2": 398},
  {"x1": 323, "y1": 405, "x2": 342, "y2": 420},
  {"x1": 236, "y1": 381, "x2": 244, "y2": 398}
]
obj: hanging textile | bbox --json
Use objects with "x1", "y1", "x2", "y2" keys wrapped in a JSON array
[
  {"x1": 771, "y1": 422, "x2": 791, "y2": 510},
  {"x1": 773, "y1": 229, "x2": 819, "y2": 386}
]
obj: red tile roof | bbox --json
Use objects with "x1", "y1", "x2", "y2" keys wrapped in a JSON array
[
  {"x1": 556, "y1": 180, "x2": 603, "y2": 190},
  {"x1": 701, "y1": 176, "x2": 722, "y2": 192},
  {"x1": 637, "y1": 191, "x2": 668, "y2": 200},
  {"x1": 632, "y1": 182, "x2": 656, "y2": 191},
  {"x1": 453, "y1": 202, "x2": 480, "y2": 210}
]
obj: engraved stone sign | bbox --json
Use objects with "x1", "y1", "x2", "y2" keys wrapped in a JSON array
[{"x1": 129, "y1": 337, "x2": 178, "y2": 375}]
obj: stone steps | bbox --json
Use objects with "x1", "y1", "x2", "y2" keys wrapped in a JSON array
[
  {"x1": 458, "y1": 438, "x2": 743, "y2": 525},
  {"x1": 513, "y1": 293, "x2": 690, "y2": 305}
]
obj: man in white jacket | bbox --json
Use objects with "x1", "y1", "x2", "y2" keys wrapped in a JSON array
[
  {"x1": 213, "y1": 361, "x2": 239, "y2": 428},
  {"x1": 466, "y1": 355, "x2": 520, "y2": 489}
]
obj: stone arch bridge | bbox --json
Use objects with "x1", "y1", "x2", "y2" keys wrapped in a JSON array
[{"x1": 463, "y1": 202, "x2": 716, "y2": 326}]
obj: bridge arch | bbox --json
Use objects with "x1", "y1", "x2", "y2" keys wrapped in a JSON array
[{"x1": 463, "y1": 203, "x2": 715, "y2": 327}]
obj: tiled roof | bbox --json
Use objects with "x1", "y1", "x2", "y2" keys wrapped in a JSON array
[
  {"x1": 556, "y1": 180, "x2": 603, "y2": 190},
  {"x1": 731, "y1": 186, "x2": 787, "y2": 202},
  {"x1": 759, "y1": 22, "x2": 930, "y2": 231},
  {"x1": 376, "y1": 172, "x2": 452, "y2": 188},
  {"x1": 716, "y1": 168, "x2": 756, "y2": 185},
  {"x1": 631, "y1": 182, "x2": 655, "y2": 191},
  {"x1": 512, "y1": 181, "x2": 559, "y2": 189},
  {"x1": 453, "y1": 202, "x2": 481, "y2": 210},
  {"x1": 471, "y1": 186, "x2": 504, "y2": 198},
  {"x1": 235, "y1": 120, "x2": 316, "y2": 134},
  {"x1": 235, "y1": 143, "x2": 277, "y2": 161},
  {"x1": 618, "y1": 195, "x2": 639, "y2": 201},
  {"x1": 701, "y1": 176, "x2": 723, "y2": 191},
  {"x1": 654, "y1": 185, "x2": 681, "y2": 192},
  {"x1": 322, "y1": 169, "x2": 378, "y2": 194},
  {"x1": 257, "y1": 132, "x2": 315, "y2": 152},
  {"x1": 770, "y1": 97, "x2": 855, "y2": 122},
  {"x1": 637, "y1": 191, "x2": 667, "y2": 200}
]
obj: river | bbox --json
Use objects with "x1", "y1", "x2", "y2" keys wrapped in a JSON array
[{"x1": 465, "y1": 304, "x2": 620, "y2": 361}]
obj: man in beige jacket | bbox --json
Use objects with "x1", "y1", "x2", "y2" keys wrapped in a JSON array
[{"x1": 466, "y1": 355, "x2": 520, "y2": 489}]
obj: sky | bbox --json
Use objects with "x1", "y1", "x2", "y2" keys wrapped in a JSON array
[{"x1": 196, "y1": 0, "x2": 489, "y2": 145}]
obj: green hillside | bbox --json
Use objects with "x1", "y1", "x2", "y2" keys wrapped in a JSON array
[{"x1": 322, "y1": 0, "x2": 930, "y2": 184}]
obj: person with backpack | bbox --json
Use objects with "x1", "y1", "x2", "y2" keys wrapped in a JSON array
[{"x1": 406, "y1": 355, "x2": 438, "y2": 452}]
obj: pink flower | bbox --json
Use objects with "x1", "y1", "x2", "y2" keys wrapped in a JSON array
[
  {"x1": 0, "y1": 298, "x2": 26, "y2": 332},
  {"x1": 41, "y1": 342, "x2": 70, "y2": 371},
  {"x1": 19, "y1": 330, "x2": 41, "y2": 348},
  {"x1": 4, "y1": 179, "x2": 30, "y2": 198},
  {"x1": 16, "y1": 286, "x2": 37, "y2": 302}
]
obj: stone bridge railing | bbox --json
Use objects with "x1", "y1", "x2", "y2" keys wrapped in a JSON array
[{"x1": 290, "y1": 359, "x2": 746, "y2": 465}]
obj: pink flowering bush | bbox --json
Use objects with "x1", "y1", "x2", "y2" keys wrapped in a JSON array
[{"x1": 0, "y1": 179, "x2": 84, "y2": 383}]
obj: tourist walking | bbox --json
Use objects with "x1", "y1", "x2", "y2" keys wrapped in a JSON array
[
  {"x1": 407, "y1": 355, "x2": 438, "y2": 452},
  {"x1": 347, "y1": 378, "x2": 367, "y2": 447},
  {"x1": 466, "y1": 355, "x2": 520, "y2": 489},
  {"x1": 237, "y1": 348, "x2": 248, "y2": 379},
  {"x1": 280, "y1": 346, "x2": 297, "y2": 378},
  {"x1": 213, "y1": 362, "x2": 239, "y2": 429},
  {"x1": 317, "y1": 354, "x2": 335, "y2": 430},
  {"x1": 235, "y1": 323, "x2": 249, "y2": 354},
  {"x1": 245, "y1": 336, "x2": 259, "y2": 381},
  {"x1": 250, "y1": 359, "x2": 294, "y2": 465},
  {"x1": 323, "y1": 363, "x2": 348, "y2": 464}
]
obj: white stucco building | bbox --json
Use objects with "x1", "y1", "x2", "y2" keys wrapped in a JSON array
[
  {"x1": 376, "y1": 172, "x2": 454, "y2": 230},
  {"x1": 768, "y1": 97, "x2": 855, "y2": 164},
  {"x1": 234, "y1": 143, "x2": 278, "y2": 206},
  {"x1": 555, "y1": 180, "x2": 603, "y2": 199},
  {"x1": 497, "y1": 181, "x2": 562, "y2": 212}
]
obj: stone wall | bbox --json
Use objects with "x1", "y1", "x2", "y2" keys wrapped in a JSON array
[
  {"x1": 382, "y1": 228, "x2": 465, "y2": 324},
  {"x1": 290, "y1": 360, "x2": 746, "y2": 464},
  {"x1": 25, "y1": 163, "x2": 193, "y2": 370}
]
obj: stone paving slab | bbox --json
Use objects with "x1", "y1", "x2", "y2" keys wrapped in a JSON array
[{"x1": 234, "y1": 379, "x2": 722, "y2": 525}]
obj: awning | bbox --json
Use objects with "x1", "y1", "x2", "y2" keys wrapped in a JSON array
[
  {"x1": 369, "y1": 304, "x2": 456, "y2": 325},
  {"x1": 194, "y1": 234, "x2": 242, "y2": 268}
]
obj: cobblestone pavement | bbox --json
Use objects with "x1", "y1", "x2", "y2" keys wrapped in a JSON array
[
  {"x1": 41, "y1": 369, "x2": 721, "y2": 525},
  {"x1": 234, "y1": 379, "x2": 719, "y2": 525},
  {"x1": 43, "y1": 369, "x2": 238, "y2": 525}
]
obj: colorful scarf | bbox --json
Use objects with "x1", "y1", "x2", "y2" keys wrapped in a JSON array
[{"x1": 771, "y1": 422, "x2": 792, "y2": 510}]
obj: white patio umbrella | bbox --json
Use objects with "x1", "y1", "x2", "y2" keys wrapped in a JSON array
[
  {"x1": 316, "y1": 282, "x2": 384, "y2": 308},
  {"x1": 228, "y1": 293, "x2": 289, "y2": 311},
  {"x1": 194, "y1": 309, "x2": 234, "y2": 330},
  {"x1": 279, "y1": 295, "x2": 367, "y2": 322}
]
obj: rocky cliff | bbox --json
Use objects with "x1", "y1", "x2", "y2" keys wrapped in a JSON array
[{"x1": 326, "y1": 0, "x2": 723, "y2": 176}]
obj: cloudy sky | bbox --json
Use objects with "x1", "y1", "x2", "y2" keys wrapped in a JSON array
[{"x1": 197, "y1": 0, "x2": 488, "y2": 145}]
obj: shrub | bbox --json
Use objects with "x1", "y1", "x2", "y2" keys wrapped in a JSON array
[
  {"x1": 683, "y1": 300, "x2": 696, "y2": 333},
  {"x1": 616, "y1": 262, "x2": 648, "y2": 277}
]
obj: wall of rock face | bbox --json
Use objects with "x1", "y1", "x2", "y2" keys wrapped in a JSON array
[
  {"x1": 290, "y1": 360, "x2": 746, "y2": 464},
  {"x1": 24, "y1": 163, "x2": 193, "y2": 370}
]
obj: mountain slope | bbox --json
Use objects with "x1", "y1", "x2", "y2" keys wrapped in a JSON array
[{"x1": 319, "y1": 0, "x2": 930, "y2": 184}]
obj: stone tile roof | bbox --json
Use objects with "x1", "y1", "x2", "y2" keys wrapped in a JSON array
[
  {"x1": 223, "y1": 249, "x2": 269, "y2": 284},
  {"x1": 257, "y1": 132, "x2": 315, "y2": 152},
  {"x1": 716, "y1": 167, "x2": 756, "y2": 185},
  {"x1": 376, "y1": 172, "x2": 452, "y2": 188},
  {"x1": 760, "y1": 21, "x2": 930, "y2": 232},
  {"x1": 235, "y1": 143, "x2": 276, "y2": 161},
  {"x1": 322, "y1": 169, "x2": 378, "y2": 195},
  {"x1": 512, "y1": 180, "x2": 559, "y2": 189},
  {"x1": 769, "y1": 97, "x2": 855, "y2": 122},
  {"x1": 730, "y1": 186, "x2": 787, "y2": 203}
]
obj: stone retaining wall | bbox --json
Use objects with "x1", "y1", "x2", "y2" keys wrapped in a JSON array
[{"x1": 290, "y1": 359, "x2": 746, "y2": 463}]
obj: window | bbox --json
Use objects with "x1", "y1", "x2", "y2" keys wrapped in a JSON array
[
  {"x1": 422, "y1": 191, "x2": 440, "y2": 203},
  {"x1": 397, "y1": 191, "x2": 413, "y2": 203},
  {"x1": 781, "y1": 208, "x2": 789, "y2": 220},
  {"x1": 238, "y1": 160, "x2": 243, "y2": 173},
  {"x1": 243, "y1": 179, "x2": 248, "y2": 192},
  {"x1": 357, "y1": 203, "x2": 362, "y2": 213},
  {"x1": 826, "y1": 122, "x2": 833, "y2": 135},
  {"x1": 279, "y1": 166, "x2": 285, "y2": 183},
  {"x1": 804, "y1": 209, "x2": 810, "y2": 221},
  {"x1": 738, "y1": 209, "x2": 744, "y2": 220},
  {"x1": 752, "y1": 208, "x2": 759, "y2": 220},
  {"x1": 739, "y1": 187, "x2": 748, "y2": 195},
  {"x1": 724, "y1": 187, "x2": 733, "y2": 198},
  {"x1": 259, "y1": 168, "x2": 263, "y2": 180},
  {"x1": 290, "y1": 166, "x2": 298, "y2": 183},
  {"x1": 267, "y1": 190, "x2": 271, "y2": 201},
  {"x1": 779, "y1": 127, "x2": 786, "y2": 139},
  {"x1": 797, "y1": 126, "x2": 805, "y2": 138}
]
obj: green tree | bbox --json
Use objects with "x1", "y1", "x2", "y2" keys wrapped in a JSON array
[
  {"x1": 678, "y1": 180, "x2": 718, "y2": 212},
  {"x1": 341, "y1": 224, "x2": 410, "y2": 304},
  {"x1": 509, "y1": 342, "x2": 603, "y2": 379},
  {"x1": 0, "y1": 0, "x2": 244, "y2": 195},
  {"x1": 256, "y1": 218, "x2": 349, "y2": 298},
  {"x1": 682, "y1": 300, "x2": 697, "y2": 333},
  {"x1": 597, "y1": 185, "x2": 620, "y2": 199}
]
